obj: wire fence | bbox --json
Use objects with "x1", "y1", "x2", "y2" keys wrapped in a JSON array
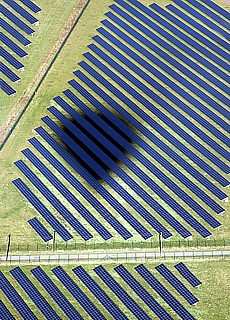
[
  {"x1": 1, "y1": 250, "x2": 229, "y2": 265},
  {"x1": 0, "y1": 237, "x2": 229, "y2": 254}
]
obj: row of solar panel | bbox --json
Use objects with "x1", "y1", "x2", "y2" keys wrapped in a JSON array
[
  {"x1": 0, "y1": 262, "x2": 201, "y2": 320},
  {"x1": 172, "y1": 0, "x2": 229, "y2": 40},
  {"x1": 0, "y1": 1, "x2": 40, "y2": 94},
  {"x1": 109, "y1": 1, "x2": 230, "y2": 121},
  {"x1": 14, "y1": 93, "x2": 226, "y2": 240}
]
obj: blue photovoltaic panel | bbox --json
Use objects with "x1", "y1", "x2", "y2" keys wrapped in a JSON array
[
  {"x1": 111, "y1": 1, "x2": 229, "y2": 80},
  {"x1": 42, "y1": 115, "x2": 192, "y2": 239},
  {"x1": 49, "y1": 104, "x2": 222, "y2": 231},
  {"x1": 79, "y1": 57, "x2": 230, "y2": 171},
  {"x1": 135, "y1": 264, "x2": 196, "y2": 320},
  {"x1": 0, "y1": 32, "x2": 28, "y2": 57},
  {"x1": 0, "y1": 78, "x2": 16, "y2": 95},
  {"x1": 4, "y1": 0, "x2": 38, "y2": 24},
  {"x1": 12, "y1": 178, "x2": 73, "y2": 241},
  {"x1": 172, "y1": 0, "x2": 229, "y2": 40},
  {"x1": 15, "y1": 159, "x2": 92, "y2": 241},
  {"x1": 35, "y1": 126, "x2": 165, "y2": 240},
  {"x1": 175, "y1": 263, "x2": 202, "y2": 287},
  {"x1": 10, "y1": 267, "x2": 61, "y2": 320},
  {"x1": 114, "y1": 264, "x2": 173, "y2": 320},
  {"x1": 202, "y1": 0, "x2": 230, "y2": 19},
  {"x1": 27, "y1": 138, "x2": 133, "y2": 240},
  {"x1": 1, "y1": 62, "x2": 20, "y2": 82},
  {"x1": 1, "y1": 46, "x2": 24, "y2": 69},
  {"x1": 22, "y1": 148, "x2": 112, "y2": 241},
  {"x1": 52, "y1": 266, "x2": 106, "y2": 320},
  {"x1": 64, "y1": 86, "x2": 229, "y2": 191},
  {"x1": 155, "y1": 264, "x2": 198, "y2": 305},
  {"x1": 73, "y1": 266, "x2": 128, "y2": 320},
  {"x1": 28, "y1": 217, "x2": 53, "y2": 242},
  {"x1": 102, "y1": 12, "x2": 229, "y2": 83},
  {"x1": 108, "y1": 4, "x2": 230, "y2": 119},
  {"x1": 19, "y1": 0, "x2": 41, "y2": 13},
  {"x1": 0, "y1": 271, "x2": 37, "y2": 320},
  {"x1": 166, "y1": 4, "x2": 229, "y2": 50},
  {"x1": 186, "y1": 0, "x2": 230, "y2": 30},
  {"x1": 72, "y1": 70, "x2": 229, "y2": 186},
  {"x1": 91, "y1": 33, "x2": 229, "y2": 138},
  {"x1": 149, "y1": 3, "x2": 229, "y2": 62},
  {"x1": 94, "y1": 265, "x2": 151, "y2": 320},
  {"x1": 123, "y1": 0, "x2": 230, "y2": 70},
  {"x1": 0, "y1": 4, "x2": 35, "y2": 34},
  {"x1": 66, "y1": 85, "x2": 211, "y2": 240},
  {"x1": 0, "y1": 18, "x2": 31, "y2": 46},
  {"x1": 0, "y1": 300, "x2": 15, "y2": 320},
  {"x1": 31, "y1": 266, "x2": 83, "y2": 320}
]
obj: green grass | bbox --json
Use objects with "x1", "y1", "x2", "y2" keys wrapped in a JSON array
[
  {"x1": 0, "y1": 0, "x2": 229, "y2": 247},
  {"x1": 0, "y1": 259, "x2": 229, "y2": 319}
]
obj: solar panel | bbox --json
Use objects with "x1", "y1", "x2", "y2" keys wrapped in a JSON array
[
  {"x1": 167, "y1": 4, "x2": 228, "y2": 50},
  {"x1": 28, "y1": 137, "x2": 132, "y2": 240},
  {"x1": 1, "y1": 46, "x2": 24, "y2": 69},
  {"x1": 135, "y1": 264, "x2": 196, "y2": 320},
  {"x1": 87, "y1": 39, "x2": 230, "y2": 154},
  {"x1": 0, "y1": 271, "x2": 37, "y2": 320},
  {"x1": 22, "y1": 148, "x2": 112, "y2": 241},
  {"x1": 94, "y1": 265, "x2": 151, "y2": 320},
  {"x1": 52, "y1": 266, "x2": 106, "y2": 320},
  {"x1": 64, "y1": 86, "x2": 229, "y2": 193},
  {"x1": 111, "y1": 1, "x2": 229, "y2": 80},
  {"x1": 49, "y1": 103, "x2": 222, "y2": 231},
  {"x1": 42, "y1": 115, "x2": 190, "y2": 239},
  {"x1": 72, "y1": 70, "x2": 229, "y2": 186},
  {"x1": 15, "y1": 159, "x2": 92, "y2": 241},
  {"x1": 28, "y1": 217, "x2": 53, "y2": 242},
  {"x1": 0, "y1": 18, "x2": 31, "y2": 46},
  {"x1": 0, "y1": 32, "x2": 28, "y2": 57},
  {"x1": 10, "y1": 267, "x2": 61, "y2": 320},
  {"x1": 0, "y1": 78, "x2": 16, "y2": 95},
  {"x1": 0, "y1": 4, "x2": 35, "y2": 34},
  {"x1": 202, "y1": 0, "x2": 230, "y2": 19},
  {"x1": 155, "y1": 264, "x2": 198, "y2": 305},
  {"x1": 175, "y1": 262, "x2": 202, "y2": 287},
  {"x1": 107, "y1": 5, "x2": 230, "y2": 121},
  {"x1": 91, "y1": 33, "x2": 229, "y2": 142},
  {"x1": 31, "y1": 266, "x2": 83, "y2": 320},
  {"x1": 149, "y1": 3, "x2": 229, "y2": 62},
  {"x1": 73, "y1": 266, "x2": 129, "y2": 320},
  {"x1": 12, "y1": 178, "x2": 73, "y2": 241},
  {"x1": 180, "y1": 0, "x2": 230, "y2": 36},
  {"x1": 1, "y1": 62, "x2": 20, "y2": 82},
  {"x1": 114, "y1": 264, "x2": 174, "y2": 320},
  {"x1": 78, "y1": 57, "x2": 230, "y2": 170},
  {"x1": 122, "y1": 0, "x2": 229, "y2": 70},
  {"x1": 19, "y1": 0, "x2": 41, "y2": 13},
  {"x1": 4, "y1": 0, "x2": 38, "y2": 24},
  {"x1": 35, "y1": 126, "x2": 164, "y2": 240},
  {"x1": 0, "y1": 300, "x2": 15, "y2": 320}
]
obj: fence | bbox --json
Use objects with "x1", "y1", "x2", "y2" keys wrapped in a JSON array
[
  {"x1": 0, "y1": 237, "x2": 229, "y2": 254},
  {"x1": 1, "y1": 250, "x2": 229, "y2": 265}
]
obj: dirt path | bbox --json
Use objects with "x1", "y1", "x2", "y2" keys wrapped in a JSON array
[{"x1": 0, "y1": 0, "x2": 89, "y2": 147}]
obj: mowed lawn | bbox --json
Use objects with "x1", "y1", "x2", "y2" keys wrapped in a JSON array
[
  {"x1": 0, "y1": 259, "x2": 229, "y2": 319},
  {"x1": 0, "y1": 0, "x2": 229, "y2": 248}
]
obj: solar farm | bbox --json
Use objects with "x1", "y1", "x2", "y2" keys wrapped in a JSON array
[{"x1": 0, "y1": 0, "x2": 229, "y2": 319}]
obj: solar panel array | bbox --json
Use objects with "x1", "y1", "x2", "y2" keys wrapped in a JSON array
[
  {"x1": 175, "y1": 262, "x2": 202, "y2": 287},
  {"x1": 13, "y1": 0, "x2": 229, "y2": 243},
  {"x1": 0, "y1": 0, "x2": 41, "y2": 95},
  {"x1": 0, "y1": 262, "x2": 201, "y2": 319}
]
